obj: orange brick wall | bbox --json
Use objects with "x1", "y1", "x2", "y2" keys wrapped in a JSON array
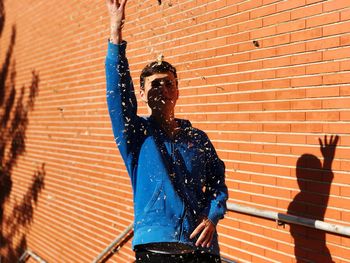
[{"x1": 1, "y1": 0, "x2": 350, "y2": 262}]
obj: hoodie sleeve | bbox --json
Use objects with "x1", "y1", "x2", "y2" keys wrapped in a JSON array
[
  {"x1": 105, "y1": 40, "x2": 143, "y2": 175},
  {"x1": 203, "y1": 138, "x2": 228, "y2": 226}
]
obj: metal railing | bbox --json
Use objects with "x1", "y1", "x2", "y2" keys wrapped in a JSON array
[
  {"x1": 18, "y1": 249, "x2": 47, "y2": 263},
  {"x1": 228, "y1": 203, "x2": 350, "y2": 237},
  {"x1": 92, "y1": 222, "x2": 236, "y2": 263},
  {"x1": 92, "y1": 223, "x2": 134, "y2": 263},
  {"x1": 93, "y1": 202, "x2": 350, "y2": 262}
]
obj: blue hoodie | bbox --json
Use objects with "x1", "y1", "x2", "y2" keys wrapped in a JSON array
[{"x1": 105, "y1": 41, "x2": 228, "y2": 256}]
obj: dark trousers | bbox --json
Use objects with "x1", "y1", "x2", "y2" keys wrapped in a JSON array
[{"x1": 135, "y1": 250, "x2": 221, "y2": 263}]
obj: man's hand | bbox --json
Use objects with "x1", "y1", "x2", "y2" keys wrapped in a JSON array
[
  {"x1": 319, "y1": 135, "x2": 339, "y2": 170},
  {"x1": 190, "y1": 217, "x2": 216, "y2": 248},
  {"x1": 106, "y1": 0, "x2": 127, "y2": 44}
]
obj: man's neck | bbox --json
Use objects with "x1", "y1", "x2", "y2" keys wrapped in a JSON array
[{"x1": 150, "y1": 113, "x2": 179, "y2": 138}]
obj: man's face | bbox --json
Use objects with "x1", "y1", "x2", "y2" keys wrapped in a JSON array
[{"x1": 140, "y1": 72, "x2": 178, "y2": 113}]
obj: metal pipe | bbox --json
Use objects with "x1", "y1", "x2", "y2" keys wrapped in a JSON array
[
  {"x1": 92, "y1": 202, "x2": 350, "y2": 262},
  {"x1": 18, "y1": 249, "x2": 47, "y2": 263},
  {"x1": 227, "y1": 203, "x2": 350, "y2": 237},
  {"x1": 92, "y1": 223, "x2": 134, "y2": 263}
]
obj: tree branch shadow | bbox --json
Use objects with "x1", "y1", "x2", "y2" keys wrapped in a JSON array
[{"x1": 0, "y1": 3, "x2": 45, "y2": 260}]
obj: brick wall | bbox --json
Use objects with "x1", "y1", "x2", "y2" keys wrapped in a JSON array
[{"x1": 1, "y1": 0, "x2": 350, "y2": 262}]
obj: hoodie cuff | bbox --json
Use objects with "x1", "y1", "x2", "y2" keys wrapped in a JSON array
[
  {"x1": 200, "y1": 206, "x2": 220, "y2": 226},
  {"x1": 107, "y1": 40, "x2": 127, "y2": 61},
  {"x1": 208, "y1": 213, "x2": 220, "y2": 226}
]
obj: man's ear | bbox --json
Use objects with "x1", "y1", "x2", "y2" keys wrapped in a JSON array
[
  {"x1": 175, "y1": 81, "x2": 179, "y2": 100},
  {"x1": 140, "y1": 89, "x2": 147, "y2": 103}
]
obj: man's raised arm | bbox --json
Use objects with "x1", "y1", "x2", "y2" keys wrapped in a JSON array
[
  {"x1": 105, "y1": 0, "x2": 142, "y2": 171},
  {"x1": 106, "y1": 0, "x2": 126, "y2": 44}
]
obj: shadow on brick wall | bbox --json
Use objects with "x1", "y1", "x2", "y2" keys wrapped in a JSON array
[
  {"x1": 0, "y1": 0, "x2": 4, "y2": 38},
  {"x1": 288, "y1": 135, "x2": 339, "y2": 263},
  {"x1": 0, "y1": 2, "x2": 45, "y2": 261}
]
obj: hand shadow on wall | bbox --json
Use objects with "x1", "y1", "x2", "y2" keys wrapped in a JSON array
[
  {"x1": 287, "y1": 135, "x2": 339, "y2": 263},
  {"x1": 0, "y1": 4, "x2": 45, "y2": 261}
]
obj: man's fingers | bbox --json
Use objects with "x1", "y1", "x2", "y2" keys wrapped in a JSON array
[
  {"x1": 195, "y1": 226, "x2": 209, "y2": 246},
  {"x1": 205, "y1": 231, "x2": 214, "y2": 248},
  {"x1": 120, "y1": 0, "x2": 127, "y2": 9},
  {"x1": 318, "y1": 138, "x2": 323, "y2": 148},
  {"x1": 106, "y1": 0, "x2": 119, "y2": 9},
  {"x1": 190, "y1": 222, "x2": 205, "y2": 239}
]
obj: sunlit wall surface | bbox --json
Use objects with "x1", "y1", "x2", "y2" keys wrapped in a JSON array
[{"x1": 1, "y1": 0, "x2": 350, "y2": 262}]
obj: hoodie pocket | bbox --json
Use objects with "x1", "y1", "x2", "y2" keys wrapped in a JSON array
[{"x1": 143, "y1": 182, "x2": 165, "y2": 214}]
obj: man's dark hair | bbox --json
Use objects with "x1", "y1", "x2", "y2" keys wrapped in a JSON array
[{"x1": 140, "y1": 61, "x2": 177, "y2": 90}]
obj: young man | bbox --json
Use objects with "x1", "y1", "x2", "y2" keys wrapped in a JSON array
[{"x1": 105, "y1": 1, "x2": 228, "y2": 262}]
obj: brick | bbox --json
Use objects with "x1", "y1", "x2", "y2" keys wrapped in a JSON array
[
  {"x1": 323, "y1": 0, "x2": 350, "y2": 12},
  {"x1": 249, "y1": 90, "x2": 276, "y2": 100},
  {"x1": 276, "y1": 19, "x2": 306, "y2": 34},
  {"x1": 226, "y1": 12, "x2": 250, "y2": 25},
  {"x1": 238, "y1": 60, "x2": 263, "y2": 71},
  {"x1": 307, "y1": 36, "x2": 341, "y2": 51},
  {"x1": 306, "y1": 86, "x2": 340, "y2": 98},
  {"x1": 323, "y1": 46, "x2": 350, "y2": 60},
  {"x1": 291, "y1": 99, "x2": 322, "y2": 110},
  {"x1": 263, "y1": 100, "x2": 291, "y2": 110},
  {"x1": 276, "y1": 111, "x2": 306, "y2": 121},
  {"x1": 277, "y1": 43, "x2": 307, "y2": 57},
  {"x1": 291, "y1": 3, "x2": 323, "y2": 20},
  {"x1": 239, "y1": 182, "x2": 265, "y2": 193},
  {"x1": 291, "y1": 76, "x2": 323, "y2": 87},
  {"x1": 250, "y1": 69, "x2": 276, "y2": 80},
  {"x1": 263, "y1": 56, "x2": 291, "y2": 68},
  {"x1": 238, "y1": 41, "x2": 256, "y2": 52},
  {"x1": 251, "y1": 133, "x2": 277, "y2": 143},
  {"x1": 276, "y1": 65, "x2": 305, "y2": 78},
  {"x1": 306, "y1": 61, "x2": 340, "y2": 74},
  {"x1": 306, "y1": 111, "x2": 340, "y2": 121},
  {"x1": 250, "y1": 25, "x2": 277, "y2": 39},
  {"x1": 340, "y1": 33, "x2": 350, "y2": 45},
  {"x1": 249, "y1": 112, "x2": 276, "y2": 122},
  {"x1": 340, "y1": 8, "x2": 350, "y2": 21},
  {"x1": 323, "y1": 123, "x2": 350, "y2": 134},
  {"x1": 291, "y1": 51, "x2": 322, "y2": 65},
  {"x1": 206, "y1": 0, "x2": 229, "y2": 12},
  {"x1": 323, "y1": 98, "x2": 350, "y2": 109},
  {"x1": 263, "y1": 11, "x2": 291, "y2": 26},
  {"x1": 306, "y1": 12, "x2": 340, "y2": 28},
  {"x1": 263, "y1": 33, "x2": 291, "y2": 47},
  {"x1": 340, "y1": 111, "x2": 350, "y2": 121},
  {"x1": 340, "y1": 60, "x2": 350, "y2": 70},
  {"x1": 276, "y1": 88, "x2": 306, "y2": 100},
  {"x1": 323, "y1": 21, "x2": 350, "y2": 36},
  {"x1": 226, "y1": 32, "x2": 250, "y2": 44},
  {"x1": 238, "y1": 0, "x2": 263, "y2": 12},
  {"x1": 291, "y1": 27, "x2": 322, "y2": 42},
  {"x1": 238, "y1": 19, "x2": 263, "y2": 32},
  {"x1": 237, "y1": 81, "x2": 263, "y2": 91},
  {"x1": 250, "y1": 47, "x2": 277, "y2": 60},
  {"x1": 323, "y1": 72, "x2": 350, "y2": 85},
  {"x1": 263, "y1": 123, "x2": 291, "y2": 132},
  {"x1": 277, "y1": 0, "x2": 306, "y2": 12},
  {"x1": 250, "y1": 4, "x2": 277, "y2": 19},
  {"x1": 215, "y1": 4, "x2": 238, "y2": 19},
  {"x1": 263, "y1": 78, "x2": 291, "y2": 89}
]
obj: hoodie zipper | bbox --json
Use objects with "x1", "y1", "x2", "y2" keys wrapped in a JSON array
[{"x1": 171, "y1": 140, "x2": 186, "y2": 242}]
